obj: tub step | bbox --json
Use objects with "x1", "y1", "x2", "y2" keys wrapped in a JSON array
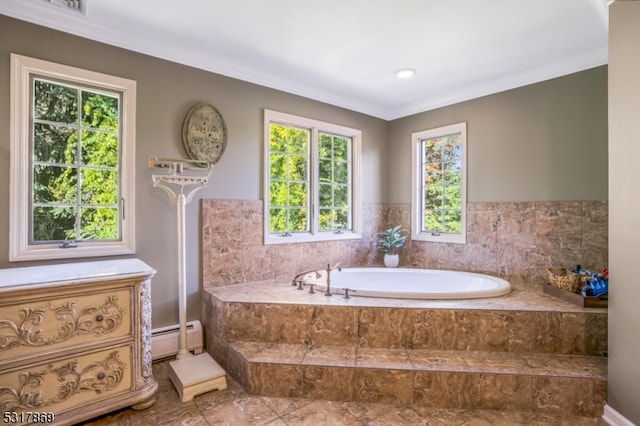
[
  {"x1": 210, "y1": 287, "x2": 608, "y2": 357},
  {"x1": 225, "y1": 341, "x2": 607, "y2": 417}
]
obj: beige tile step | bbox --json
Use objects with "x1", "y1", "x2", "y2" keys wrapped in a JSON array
[
  {"x1": 212, "y1": 291, "x2": 608, "y2": 357},
  {"x1": 225, "y1": 341, "x2": 607, "y2": 418}
]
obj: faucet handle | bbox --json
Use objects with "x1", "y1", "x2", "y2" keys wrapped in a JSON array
[{"x1": 343, "y1": 288, "x2": 356, "y2": 299}]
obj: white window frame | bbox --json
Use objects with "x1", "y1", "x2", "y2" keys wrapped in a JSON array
[
  {"x1": 263, "y1": 109, "x2": 362, "y2": 245},
  {"x1": 9, "y1": 54, "x2": 136, "y2": 261},
  {"x1": 411, "y1": 122, "x2": 467, "y2": 244}
]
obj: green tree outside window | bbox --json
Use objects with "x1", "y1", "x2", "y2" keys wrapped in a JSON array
[
  {"x1": 31, "y1": 78, "x2": 121, "y2": 243},
  {"x1": 267, "y1": 120, "x2": 354, "y2": 235},
  {"x1": 318, "y1": 133, "x2": 350, "y2": 231},
  {"x1": 268, "y1": 123, "x2": 310, "y2": 233},
  {"x1": 421, "y1": 133, "x2": 463, "y2": 234}
]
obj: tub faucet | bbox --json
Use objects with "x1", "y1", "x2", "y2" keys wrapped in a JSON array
[
  {"x1": 291, "y1": 269, "x2": 321, "y2": 290},
  {"x1": 324, "y1": 262, "x2": 342, "y2": 296}
]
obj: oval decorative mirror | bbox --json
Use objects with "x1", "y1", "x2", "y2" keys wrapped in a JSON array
[{"x1": 182, "y1": 103, "x2": 228, "y2": 165}]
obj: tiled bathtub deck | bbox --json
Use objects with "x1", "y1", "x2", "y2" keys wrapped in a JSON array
[
  {"x1": 203, "y1": 277, "x2": 607, "y2": 313},
  {"x1": 203, "y1": 279, "x2": 608, "y2": 419}
]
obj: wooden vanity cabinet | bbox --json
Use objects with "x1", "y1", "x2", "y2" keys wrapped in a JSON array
[{"x1": 0, "y1": 259, "x2": 158, "y2": 425}]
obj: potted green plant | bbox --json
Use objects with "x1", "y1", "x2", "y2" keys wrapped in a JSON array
[{"x1": 377, "y1": 225, "x2": 408, "y2": 267}]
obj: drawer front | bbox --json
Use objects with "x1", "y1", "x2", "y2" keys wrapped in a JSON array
[
  {"x1": 0, "y1": 289, "x2": 132, "y2": 360},
  {"x1": 0, "y1": 344, "x2": 133, "y2": 416}
]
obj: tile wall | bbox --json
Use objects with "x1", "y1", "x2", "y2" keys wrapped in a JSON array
[{"x1": 201, "y1": 199, "x2": 608, "y2": 291}]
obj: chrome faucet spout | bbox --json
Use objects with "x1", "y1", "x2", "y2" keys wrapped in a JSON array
[
  {"x1": 291, "y1": 269, "x2": 322, "y2": 289},
  {"x1": 292, "y1": 269, "x2": 321, "y2": 282}
]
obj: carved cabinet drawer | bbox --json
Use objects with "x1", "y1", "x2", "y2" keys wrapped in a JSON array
[
  {"x1": 0, "y1": 344, "x2": 133, "y2": 415},
  {"x1": 0, "y1": 289, "x2": 132, "y2": 362}
]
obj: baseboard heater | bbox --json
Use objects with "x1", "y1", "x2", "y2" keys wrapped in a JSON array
[{"x1": 151, "y1": 320, "x2": 203, "y2": 360}]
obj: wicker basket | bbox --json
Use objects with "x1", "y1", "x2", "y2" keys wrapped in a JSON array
[{"x1": 547, "y1": 267, "x2": 586, "y2": 293}]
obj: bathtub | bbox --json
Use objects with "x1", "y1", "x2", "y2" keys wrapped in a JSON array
[{"x1": 329, "y1": 268, "x2": 511, "y2": 299}]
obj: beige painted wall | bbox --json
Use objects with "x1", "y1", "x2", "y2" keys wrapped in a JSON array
[
  {"x1": 388, "y1": 67, "x2": 608, "y2": 203},
  {"x1": 0, "y1": 16, "x2": 388, "y2": 327},
  {"x1": 608, "y1": 2, "x2": 640, "y2": 423}
]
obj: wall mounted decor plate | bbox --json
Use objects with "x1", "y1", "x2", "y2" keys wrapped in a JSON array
[{"x1": 182, "y1": 103, "x2": 227, "y2": 165}]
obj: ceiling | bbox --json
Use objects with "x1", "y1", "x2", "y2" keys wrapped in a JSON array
[{"x1": 1, "y1": 0, "x2": 610, "y2": 120}]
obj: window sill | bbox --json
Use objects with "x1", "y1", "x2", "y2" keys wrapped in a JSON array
[
  {"x1": 265, "y1": 232, "x2": 362, "y2": 245},
  {"x1": 9, "y1": 243, "x2": 135, "y2": 262},
  {"x1": 412, "y1": 232, "x2": 466, "y2": 245}
]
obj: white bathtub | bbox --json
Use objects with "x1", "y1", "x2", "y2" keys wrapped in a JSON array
[{"x1": 329, "y1": 268, "x2": 511, "y2": 299}]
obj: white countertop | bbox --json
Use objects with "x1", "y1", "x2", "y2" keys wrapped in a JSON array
[{"x1": 0, "y1": 258, "x2": 156, "y2": 289}]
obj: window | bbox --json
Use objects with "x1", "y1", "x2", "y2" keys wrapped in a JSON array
[
  {"x1": 10, "y1": 54, "x2": 136, "y2": 261},
  {"x1": 411, "y1": 122, "x2": 467, "y2": 244},
  {"x1": 264, "y1": 110, "x2": 361, "y2": 244}
]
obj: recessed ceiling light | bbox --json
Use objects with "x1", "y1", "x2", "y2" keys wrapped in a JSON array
[{"x1": 395, "y1": 68, "x2": 417, "y2": 79}]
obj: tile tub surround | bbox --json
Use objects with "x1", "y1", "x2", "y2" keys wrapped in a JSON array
[
  {"x1": 202, "y1": 281, "x2": 607, "y2": 417},
  {"x1": 201, "y1": 199, "x2": 608, "y2": 291},
  {"x1": 201, "y1": 199, "x2": 385, "y2": 287},
  {"x1": 421, "y1": 201, "x2": 609, "y2": 288}
]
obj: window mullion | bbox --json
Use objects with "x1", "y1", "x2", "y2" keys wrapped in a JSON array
[
  {"x1": 440, "y1": 145, "x2": 445, "y2": 232},
  {"x1": 75, "y1": 89, "x2": 83, "y2": 241},
  {"x1": 310, "y1": 127, "x2": 319, "y2": 236},
  {"x1": 347, "y1": 138, "x2": 353, "y2": 230},
  {"x1": 420, "y1": 141, "x2": 424, "y2": 233}
]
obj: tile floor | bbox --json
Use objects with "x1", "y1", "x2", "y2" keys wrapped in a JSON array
[{"x1": 83, "y1": 359, "x2": 606, "y2": 425}]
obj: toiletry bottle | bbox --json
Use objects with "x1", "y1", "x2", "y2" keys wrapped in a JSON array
[
  {"x1": 581, "y1": 275, "x2": 595, "y2": 297},
  {"x1": 572, "y1": 264, "x2": 588, "y2": 276}
]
